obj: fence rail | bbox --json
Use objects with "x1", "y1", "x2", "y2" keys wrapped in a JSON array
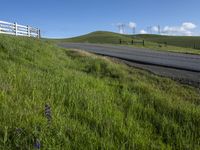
[
  {"x1": 0, "y1": 21, "x2": 40, "y2": 38},
  {"x1": 119, "y1": 39, "x2": 145, "y2": 46}
]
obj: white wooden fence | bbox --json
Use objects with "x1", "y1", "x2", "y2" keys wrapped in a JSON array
[{"x1": 0, "y1": 21, "x2": 41, "y2": 38}]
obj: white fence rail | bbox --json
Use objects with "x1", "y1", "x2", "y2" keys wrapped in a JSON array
[{"x1": 0, "y1": 21, "x2": 41, "y2": 38}]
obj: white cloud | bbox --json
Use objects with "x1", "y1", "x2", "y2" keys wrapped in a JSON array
[
  {"x1": 162, "y1": 22, "x2": 197, "y2": 36},
  {"x1": 129, "y1": 22, "x2": 137, "y2": 29},
  {"x1": 182, "y1": 22, "x2": 196, "y2": 30},
  {"x1": 140, "y1": 30, "x2": 147, "y2": 34},
  {"x1": 152, "y1": 26, "x2": 159, "y2": 32},
  {"x1": 113, "y1": 21, "x2": 198, "y2": 36},
  {"x1": 119, "y1": 28, "x2": 124, "y2": 34}
]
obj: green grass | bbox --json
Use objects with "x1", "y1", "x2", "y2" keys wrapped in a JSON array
[
  {"x1": 136, "y1": 34, "x2": 200, "y2": 49},
  {"x1": 55, "y1": 31, "x2": 200, "y2": 55},
  {"x1": 0, "y1": 34, "x2": 200, "y2": 149},
  {"x1": 55, "y1": 31, "x2": 141, "y2": 44}
]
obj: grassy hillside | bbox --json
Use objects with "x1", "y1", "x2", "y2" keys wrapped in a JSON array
[
  {"x1": 137, "y1": 34, "x2": 200, "y2": 49},
  {"x1": 57, "y1": 31, "x2": 140, "y2": 44},
  {"x1": 0, "y1": 34, "x2": 200, "y2": 149},
  {"x1": 56, "y1": 31, "x2": 200, "y2": 55}
]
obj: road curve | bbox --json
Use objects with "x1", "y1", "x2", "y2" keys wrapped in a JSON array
[{"x1": 59, "y1": 43, "x2": 200, "y2": 86}]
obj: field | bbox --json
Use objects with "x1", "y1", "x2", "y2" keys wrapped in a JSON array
[
  {"x1": 56, "y1": 31, "x2": 200, "y2": 55},
  {"x1": 0, "y1": 34, "x2": 200, "y2": 149},
  {"x1": 136, "y1": 34, "x2": 200, "y2": 49}
]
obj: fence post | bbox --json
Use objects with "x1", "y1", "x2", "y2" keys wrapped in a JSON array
[
  {"x1": 194, "y1": 43, "x2": 196, "y2": 49},
  {"x1": 27, "y1": 25, "x2": 30, "y2": 37},
  {"x1": 14, "y1": 22, "x2": 18, "y2": 36},
  {"x1": 0, "y1": 23, "x2": 2, "y2": 33},
  {"x1": 37, "y1": 29, "x2": 41, "y2": 38},
  {"x1": 143, "y1": 40, "x2": 145, "y2": 46}
]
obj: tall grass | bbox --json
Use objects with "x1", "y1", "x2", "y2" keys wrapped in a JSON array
[{"x1": 0, "y1": 34, "x2": 200, "y2": 149}]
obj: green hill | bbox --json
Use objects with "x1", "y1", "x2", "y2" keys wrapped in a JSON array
[
  {"x1": 0, "y1": 34, "x2": 200, "y2": 149},
  {"x1": 136, "y1": 34, "x2": 200, "y2": 49},
  {"x1": 57, "y1": 31, "x2": 137, "y2": 44}
]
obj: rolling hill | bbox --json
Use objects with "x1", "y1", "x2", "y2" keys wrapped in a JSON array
[{"x1": 56, "y1": 31, "x2": 136, "y2": 44}]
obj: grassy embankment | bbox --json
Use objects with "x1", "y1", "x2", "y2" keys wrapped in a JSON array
[
  {"x1": 0, "y1": 34, "x2": 200, "y2": 149},
  {"x1": 56, "y1": 31, "x2": 200, "y2": 55}
]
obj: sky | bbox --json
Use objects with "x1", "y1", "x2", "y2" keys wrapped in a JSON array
[{"x1": 0, "y1": 0, "x2": 199, "y2": 38}]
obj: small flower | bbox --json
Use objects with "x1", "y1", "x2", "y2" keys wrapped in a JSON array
[
  {"x1": 44, "y1": 104, "x2": 52, "y2": 123},
  {"x1": 15, "y1": 128, "x2": 23, "y2": 135},
  {"x1": 34, "y1": 139, "x2": 41, "y2": 149}
]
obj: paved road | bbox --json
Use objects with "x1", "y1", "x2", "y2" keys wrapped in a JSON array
[{"x1": 59, "y1": 43, "x2": 200, "y2": 86}]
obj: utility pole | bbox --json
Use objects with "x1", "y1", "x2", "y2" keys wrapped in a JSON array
[
  {"x1": 117, "y1": 24, "x2": 126, "y2": 34},
  {"x1": 121, "y1": 24, "x2": 126, "y2": 34},
  {"x1": 147, "y1": 26, "x2": 152, "y2": 34},
  {"x1": 132, "y1": 27, "x2": 136, "y2": 35}
]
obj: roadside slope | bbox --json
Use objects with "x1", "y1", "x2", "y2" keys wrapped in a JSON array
[
  {"x1": 59, "y1": 43, "x2": 200, "y2": 86},
  {"x1": 0, "y1": 34, "x2": 200, "y2": 149}
]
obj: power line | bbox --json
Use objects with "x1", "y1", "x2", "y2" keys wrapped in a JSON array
[
  {"x1": 117, "y1": 24, "x2": 126, "y2": 34},
  {"x1": 158, "y1": 25, "x2": 161, "y2": 34},
  {"x1": 147, "y1": 26, "x2": 152, "y2": 34}
]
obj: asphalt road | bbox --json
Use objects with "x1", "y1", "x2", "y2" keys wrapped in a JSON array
[{"x1": 59, "y1": 43, "x2": 200, "y2": 86}]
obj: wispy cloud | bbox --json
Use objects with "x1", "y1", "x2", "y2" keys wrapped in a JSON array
[
  {"x1": 140, "y1": 30, "x2": 147, "y2": 34},
  {"x1": 182, "y1": 22, "x2": 196, "y2": 30},
  {"x1": 128, "y1": 22, "x2": 137, "y2": 29},
  {"x1": 114, "y1": 21, "x2": 198, "y2": 36},
  {"x1": 152, "y1": 26, "x2": 159, "y2": 32},
  {"x1": 162, "y1": 22, "x2": 197, "y2": 36}
]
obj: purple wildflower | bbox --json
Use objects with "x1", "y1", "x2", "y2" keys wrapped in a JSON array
[
  {"x1": 44, "y1": 104, "x2": 52, "y2": 123},
  {"x1": 34, "y1": 139, "x2": 41, "y2": 149}
]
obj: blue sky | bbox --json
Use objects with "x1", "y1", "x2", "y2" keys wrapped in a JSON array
[{"x1": 0, "y1": 0, "x2": 199, "y2": 38}]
